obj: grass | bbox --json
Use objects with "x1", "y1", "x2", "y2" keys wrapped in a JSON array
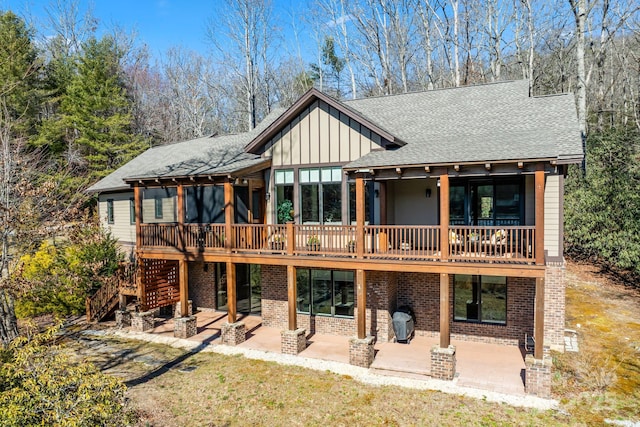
[{"x1": 61, "y1": 260, "x2": 639, "y2": 426}]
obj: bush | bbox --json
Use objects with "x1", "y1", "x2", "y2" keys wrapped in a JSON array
[
  {"x1": 0, "y1": 326, "x2": 132, "y2": 426},
  {"x1": 15, "y1": 224, "x2": 122, "y2": 318},
  {"x1": 565, "y1": 127, "x2": 640, "y2": 275}
]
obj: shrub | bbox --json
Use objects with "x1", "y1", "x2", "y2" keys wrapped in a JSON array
[
  {"x1": 0, "y1": 326, "x2": 133, "y2": 426},
  {"x1": 15, "y1": 224, "x2": 122, "y2": 318}
]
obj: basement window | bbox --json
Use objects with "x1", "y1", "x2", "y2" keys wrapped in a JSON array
[{"x1": 454, "y1": 275, "x2": 506, "y2": 324}]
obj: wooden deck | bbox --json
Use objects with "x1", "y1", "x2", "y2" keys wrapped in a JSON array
[{"x1": 138, "y1": 223, "x2": 537, "y2": 265}]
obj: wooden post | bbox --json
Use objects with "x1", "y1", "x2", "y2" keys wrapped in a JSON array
[
  {"x1": 226, "y1": 261, "x2": 236, "y2": 323},
  {"x1": 119, "y1": 293, "x2": 127, "y2": 311},
  {"x1": 224, "y1": 181, "x2": 234, "y2": 253},
  {"x1": 176, "y1": 184, "x2": 185, "y2": 251},
  {"x1": 439, "y1": 273, "x2": 450, "y2": 348},
  {"x1": 179, "y1": 258, "x2": 188, "y2": 317},
  {"x1": 134, "y1": 185, "x2": 142, "y2": 249},
  {"x1": 534, "y1": 277, "x2": 545, "y2": 359},
  {"x1": 535, "y1": 166, "x2": 545, "y2": 265},
  {"x1": 287, "y1": 265, "x2": 297, "y2": 330},
  {"x1": 356, "y1": 269, "x2": 366, "y2": 339},
  {"x1": 286, "y1": 221, "x2": 295, "y2": 255},
  {"x1": 356, "y1": 176, "x2": 365, "y2": 259},
  {"x1": 439, "y1": 174, "x2": 450, "y2": 261}
]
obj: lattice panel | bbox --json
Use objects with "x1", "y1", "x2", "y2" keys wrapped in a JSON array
[{"x1": 139, "y1": 258, "x2": 180, "y2": 311}]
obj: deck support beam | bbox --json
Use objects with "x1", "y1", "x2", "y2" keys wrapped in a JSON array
[
  {"x1": 534, "y1": 276, "x2": 545, "y2": 359},
  {"x1": 226, "y1": 261, "x2": 236, "y2": 323},
  {"x1": 224, "y1": 181, "x2": 234, "y2": 253},
  {"x1": 439, "y1": 273, "x2": 450, "y2": 348},
  {"x1": 535, "y1": 166, "x2": 545, "y2": 265},
  {"x1": 439, "y1": 174, "x2": 449, "y2": 261},
  {"x1": 178, "y1": 258, "x2": 189, "y2": 317},
  {"x1": 356, "y1": 269, "x2": 366, "y2": 339},
  {"x1": 287, "y1": 265, "x2": 297, "y2": 330},
  {"x1": 355, "y1": 175, "x2": 365, "y2": 259}
]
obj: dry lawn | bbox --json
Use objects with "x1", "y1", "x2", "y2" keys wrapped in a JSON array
[
  {"x1": 62, "y1": 260, "x2": 640, "y2": 426},
  {"x1": 553, "y1": 261, "x2": 640, "y2": 425}
]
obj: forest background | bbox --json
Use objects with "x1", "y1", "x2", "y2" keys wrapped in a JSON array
[{"x1": 0, "y1": 0, "x2": 639, "y2": 343}]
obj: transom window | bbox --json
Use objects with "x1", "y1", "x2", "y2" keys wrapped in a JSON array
[
  {"x1": 299, "y1": 167, "x2": 342, "y2": 224},
  {"x1": 297, "y1": 269, "x2": 355, "y2": 317},
  {"x1": 454, "y1": 275, "x2": 507, "y2": 324}
]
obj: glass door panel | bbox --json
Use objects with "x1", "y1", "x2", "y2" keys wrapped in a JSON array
[{"x1": 473, "y1": 184, "x2": 494, "y2": 226}]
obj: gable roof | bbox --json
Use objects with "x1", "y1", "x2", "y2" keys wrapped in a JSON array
[
  {"x1": 244, "y1": 88, "x2": 405, "y2": 154},
  {"x1": 86, "y1": 108, "x2": 285, "y2": 193},
  {"x1": 88, "y1": 80, "x2": 582, "y2": 194},
  {"x1": 343, "y1": 80, "x2": 582, "y2": 169}
]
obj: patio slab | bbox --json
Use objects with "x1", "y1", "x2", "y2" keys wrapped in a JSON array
[{"x1": 143, "y1": 311, "x2": 526, "y2": 395}]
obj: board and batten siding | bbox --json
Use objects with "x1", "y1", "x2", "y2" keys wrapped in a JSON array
[
  {"x1": 544, "y1": 174, "x2": 562, "y2": 258},
  {"x1": 98, "y1": 192, "x2": 135, "y2": 246},
  {"x1": 264, "y1": 99, "x2": 384, "y2": 167}
]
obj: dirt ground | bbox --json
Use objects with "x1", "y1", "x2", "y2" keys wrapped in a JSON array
[{"x1": 58, "y1": 260, "x2": 640, "y2": 426}]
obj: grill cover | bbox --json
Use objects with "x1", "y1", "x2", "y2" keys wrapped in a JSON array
[{"x1": 392, "y1": 311, "x2": 414, "y2": 342}]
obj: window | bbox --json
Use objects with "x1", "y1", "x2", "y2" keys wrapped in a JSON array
[
  {"x1": 129, "y1": 197, "x2": 135, "y2": 224},
  {"x1": 348, "y1": 181, "x2": 371, "y2": 224},
  {"x1": 106, "y1": 199, "x2": 114, "y2": 224},
  {"x1": 454, "y1": 275, "x2": 506, "y2": 324},
  {"x1": 299, "y1": 167, "x2": 342, "y2": 224},
  {"x1": 296, "y1": 269, "x2": 355, "y2": 317},
  {"x1": 449, "y1": 178, "x2": 523, "y2": 226},
  {"x1": 185, "y1": 185, "x2": 225, "y2": 224},
  {"x1": 154, "y1": 197, "x2": 163, "y2": 219},
  {"x1": 275, "y1": 169, "x2": 294, "y2": 223}
]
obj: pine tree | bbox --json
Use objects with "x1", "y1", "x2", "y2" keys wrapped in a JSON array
[{"x1": 35, "y1": 35, "x2": 147, "y2": 178}]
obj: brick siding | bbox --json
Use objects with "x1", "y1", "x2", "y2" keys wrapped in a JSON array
[
  {"x1": 188, "y1": 262, "x2": 216, "y2": 310},
  {"x1": 545, "y1": 261, "x2": 566, "y2": 350}
]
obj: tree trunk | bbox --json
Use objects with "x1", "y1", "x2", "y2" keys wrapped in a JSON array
[
  {"x1": 0, "y1": 288, "x2": 18, "y2": 346},
  {"x1": 570, "y1": 0, "x2": 588, "y2": 169}
]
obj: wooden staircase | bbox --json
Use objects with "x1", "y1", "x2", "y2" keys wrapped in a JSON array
[{"x1": 86, "y1": 262, "x2": 138, "y2": 322}]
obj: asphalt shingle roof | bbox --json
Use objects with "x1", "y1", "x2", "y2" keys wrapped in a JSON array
[
  {"x1": 343, "y1": 80, "x2": 582, "y2": 169},
  {"x1": 88, "y1": 80, "x2": 582, "y2": 194},
  {"x1": 87, "y1": 108, "x2": 286, "y2": 193}
]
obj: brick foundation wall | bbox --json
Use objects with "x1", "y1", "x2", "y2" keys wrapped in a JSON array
[
  {"x1": 261, "y1": 265, "x2": 288, "y2": 328},
  {"x1": 188, "y1": 262, "x2": 216, "y2": 310},
  {"x1": 545, "y1": 261, "x2": 566, "y2": 351},
  {"x1": 398, "y1": 272, "x2": 535, "y2": 346},
  {"x1": 367, "y1": 271, "x2": 397, "y2": 342},
  {"x1": 398, "y1": 272, "x2": 440, "y2": 335}
]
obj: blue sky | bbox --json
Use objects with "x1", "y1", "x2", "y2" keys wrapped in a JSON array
[{"x1": 2, "y1": 0, "x2": 312, "y2": 61}]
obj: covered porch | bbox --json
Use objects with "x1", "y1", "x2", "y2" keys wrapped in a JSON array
[{"x1": 135, "y1": 310, "x2": 528, "y2": 396}]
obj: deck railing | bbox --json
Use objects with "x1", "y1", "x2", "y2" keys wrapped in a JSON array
[{"x1": 139, "y1": 222, "x2": 537, "y2": 264}]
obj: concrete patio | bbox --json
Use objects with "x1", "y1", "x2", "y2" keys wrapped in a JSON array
[{"x1": 142, "y1": 310, "x2": 527, "y2": 396}]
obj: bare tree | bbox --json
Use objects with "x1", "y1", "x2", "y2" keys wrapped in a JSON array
[{"x1": 207, "y1": 0, "x2": 276, "y2": 131}]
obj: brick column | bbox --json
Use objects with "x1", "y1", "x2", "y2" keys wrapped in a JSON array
[
  {"x1": 221, "y1": 321, "x2": 246, "y2": 346},
  {"x1": 174, "y1": 300, "x2": 193, "y2": 318},
  {"x1": 281, "y1": 328, "x2": 307, "y2": 355},
  {"x1": 174, "y1": 316, "x2": 197, "y2": 339},
  {"x1": 115, "y1": 310, "x2": 131, "y2": 328},
  {"x1": 349, "y1": 336, "x2": 375, "y2": 368},
  {"x1": 545, "y1": 261, "x2": 566, "y2": 351},
  {"x1": 525, "y1": 354, "x2": 552, "y2": 398},
  {"x1": 430, "y1": 345, "x2": 456, "y2": 380},
  {"x1": 131, "y1": 311, "x2": 155, "y2": 332}
]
